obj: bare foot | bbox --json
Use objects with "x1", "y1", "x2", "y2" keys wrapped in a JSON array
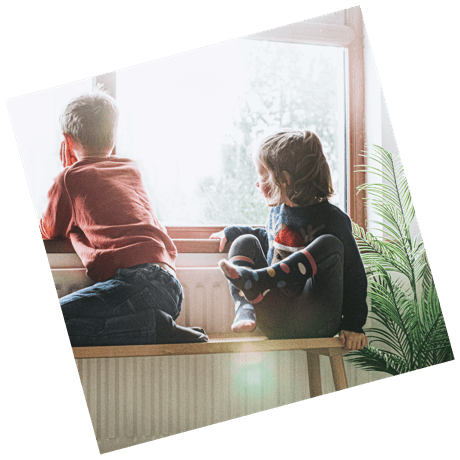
[{"x1": 231, "y1": 320, "x2": 256, "y2": 333}]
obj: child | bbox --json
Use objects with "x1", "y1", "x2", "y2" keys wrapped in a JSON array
[
  {"x1": 41, "y1": 89, "x2": 208, "y2": 347},
  {"x1": 211, "y1": 130, "x2": 368, "y2": 351}
]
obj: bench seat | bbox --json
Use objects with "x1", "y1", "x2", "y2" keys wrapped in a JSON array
[{"x1": 73, "y1": 335, "x2": 349, "y2": 397}]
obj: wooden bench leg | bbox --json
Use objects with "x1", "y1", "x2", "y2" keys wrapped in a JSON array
[
  {"x1": 306, "y1": 351, "x2": 322, "y2": 398},
  {"x1": 329, "y1": 354, "x2": 348, "y2": 391}
]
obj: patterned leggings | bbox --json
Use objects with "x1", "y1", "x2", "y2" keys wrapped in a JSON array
[{"x1": 228, "y1": 234, "x2": 344, "y2": 339}]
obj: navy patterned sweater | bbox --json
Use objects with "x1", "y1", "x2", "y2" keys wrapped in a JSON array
[{"x1": 224, "y1": 201, "x2": 368, "y2": 333}]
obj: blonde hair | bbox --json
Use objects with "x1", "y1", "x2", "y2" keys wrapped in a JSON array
[
  {"x1": 256, "y1": 129, "x2": 334, "y2": 207},
  {"x1": 59, "y1": 88, "x2": 119, "y2": 154}
]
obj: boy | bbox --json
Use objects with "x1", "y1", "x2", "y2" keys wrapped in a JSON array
[{"x1": 41, "y1": 89, "x2": 208, "y2": 346}]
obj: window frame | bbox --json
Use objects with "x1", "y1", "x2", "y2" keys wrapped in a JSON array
[{"x1": 44, "y1": 7, "x2": 365, "y2": 255}]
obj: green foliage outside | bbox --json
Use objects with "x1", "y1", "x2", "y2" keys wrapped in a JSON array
[{"x1": 196, "y1": 41, "x2": 343, "y2": 225}]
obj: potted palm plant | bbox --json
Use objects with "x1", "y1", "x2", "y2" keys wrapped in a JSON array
[{"x1": 347, "y1": 145, "x2": 454, "y2": 375}]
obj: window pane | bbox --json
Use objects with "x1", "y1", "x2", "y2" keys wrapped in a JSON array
[
  {"x1": 116, "y1": 39, "x2": 346, "y2": 225},
  {"x1": 8, "y1": 79, "x2": 93, "y2": 217}
]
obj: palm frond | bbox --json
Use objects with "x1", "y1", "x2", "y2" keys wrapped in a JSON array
[
  {"x1": 412, "y1": 283, "x2": 454, "y2": 368},
  {"x1": 366, "y1": 272, "x2": 416, "y2": 362},
  {"x1": 348, "y1": 145, "x2": 453, "y2": 376},
  {"x1": 346, "y1": 346, "x2": 409, "y2": 376},
  {"x1": 358, "y1": 158, "x2": 414, "y2": 229},
  {"x1": 417, "y1": 250, "x2": 434, "y2": 302},
  {"x1": 358, "y1": 146, "x2": 416, "y2": 271},
  {"x1": 352, "y1": 223, "x2": 411, "y2": 278}
]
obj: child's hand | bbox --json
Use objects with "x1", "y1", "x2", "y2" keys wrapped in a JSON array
[
  {"x1": 209, "y1": 230, "x2": 227, "y2": 252},
  {"x1": 60, "y1": 140, "x2": 78, "y2": 168},
  {"x1": 338, "y1": 330, "x2": 368, "y2": 351}
]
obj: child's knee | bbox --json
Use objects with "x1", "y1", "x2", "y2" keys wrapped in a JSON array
[
  {"x1": 310, "y1": 234, "x2": 343, "y2": 256},
  {"x1": 229, "y1": 234, "x2": 262, "y2": 257}
]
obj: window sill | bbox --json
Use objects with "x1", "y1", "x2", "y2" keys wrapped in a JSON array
[
  {"x1": 43, "y1": 238, "x2": 231, "y2": 254},
  {"x1": 43, "y1": 226, "x2": 265, "y2": 254},
  {"x1": 43, "y1": 226, "x2": 235, "y2": 254}
]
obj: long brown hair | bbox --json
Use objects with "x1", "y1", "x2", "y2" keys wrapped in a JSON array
[{"x1": 257, "y1": 129, "x2": 334, "y2": 207}]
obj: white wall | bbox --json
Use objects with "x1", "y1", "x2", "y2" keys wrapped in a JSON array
[
  {"x1": 364, "y1": 23, "x2": 421, "y2": 240},
  {"x1": 362, "y1": 21, "x2": 433, "y2": 382}
]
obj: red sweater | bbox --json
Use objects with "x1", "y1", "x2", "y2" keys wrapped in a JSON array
[{"x1": 40, "y1": 156, "x2": 177, "y2": 282}]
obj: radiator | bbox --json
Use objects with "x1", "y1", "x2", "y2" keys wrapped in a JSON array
[{"x1": 51, "y1": 265, "x2": 374, "y2": 454}]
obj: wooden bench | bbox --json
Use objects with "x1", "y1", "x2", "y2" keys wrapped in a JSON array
[{"x1": 73, "y1": 334, "x2": 348, "y2": 398}]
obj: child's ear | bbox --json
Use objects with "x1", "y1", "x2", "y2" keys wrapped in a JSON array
[{"x1": 282, "y1": 171, "x2": 291, "y2": 186}]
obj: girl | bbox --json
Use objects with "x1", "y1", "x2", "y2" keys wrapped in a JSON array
[{"x1": 210, "y1": 130, "x2": 368, "y2": 351}]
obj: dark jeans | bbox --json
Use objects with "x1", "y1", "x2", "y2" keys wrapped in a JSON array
[
  {"x1": 229, "y1": 234, "x2": 344, "y2": 339},
  {"x1": 60, "y1": 263, "x2": 183, "y2": 347}
]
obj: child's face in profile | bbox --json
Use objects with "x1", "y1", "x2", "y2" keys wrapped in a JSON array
[
  {"x1": 254, "y1": 156, "x2": 290, "y2": 207},
  {"x1": 255, "y1": 157, "x2": 272, "y2": 201}
]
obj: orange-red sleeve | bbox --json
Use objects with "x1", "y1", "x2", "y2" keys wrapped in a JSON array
[{"x1": 40, "y1": 171, "x2": 73, "y2": 239}]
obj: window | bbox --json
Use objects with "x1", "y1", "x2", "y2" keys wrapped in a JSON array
[
  {"x1": 8, "y1": 79, "x2": 92, "y2": 215},
  {"x1": 116, "y1": 39, "x2": 347, "y2": 226},
  {"x1": 8, "y1": 8, "x2": 365, "y2": 253}
]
